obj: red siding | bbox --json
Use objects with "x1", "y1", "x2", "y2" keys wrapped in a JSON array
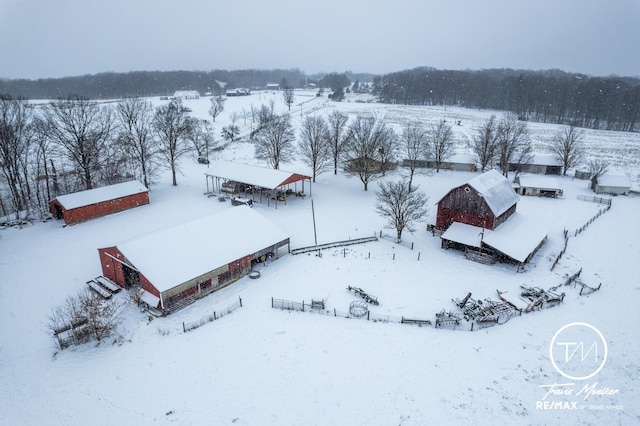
[
  {"x1": 98, "y1": 246, "x2": 162, "y2": 310},
  {"x1": 51, "y1": 192, "x2": 149, "y2": 225},
  {"x1": 436, "y1": 185, "x2": 495, "y2": 230}
]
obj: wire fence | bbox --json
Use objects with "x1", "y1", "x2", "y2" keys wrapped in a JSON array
[
  {"x1": 271, "y1": 297, "x2": 474, "y2": 330},
  {"x1": 577, "y1": 194, "x2": 612, "y2": 206},
  {"x1": 552, "y1": 204, "x2": 611, "y2": 270},
  {"x1": 182, "y1": 297, "x2": 243, "y2": 333}
]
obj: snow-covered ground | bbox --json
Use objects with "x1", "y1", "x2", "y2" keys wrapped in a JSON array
[{"x1": 1, "y1": 92, "x2": 639, "y2": 425}]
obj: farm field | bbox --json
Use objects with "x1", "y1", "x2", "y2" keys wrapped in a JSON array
[{"x1": 1, "y1": 91, "x2": 639, "y2": 425}]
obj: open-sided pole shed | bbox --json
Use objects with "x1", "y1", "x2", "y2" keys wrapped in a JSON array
[{"x1": 204, "y1": 161, "x2": 312, "y2": 208}]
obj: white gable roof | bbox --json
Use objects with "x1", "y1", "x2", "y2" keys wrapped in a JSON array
[
  {"x1": 54, "y1": 181, "x2": 148, "y2": 210},
  {"x1": 441, "y1": 213, "x2": 547, "y2": 263},
  {"x1": 598, "y1": 174, "x2": 631, "y2": 188},
  {"x1": 116, "y1": 206, "x2": 289, "y2": 293},
  {"x1": 517, "y1": 174, "x2": 563, "y2": 190},
  {"x1": 206, "y1": 161, "x2": 310, "y2": 190},
  {"x1": 466, "y1": 170, "x2": 520, "y2": 217}
]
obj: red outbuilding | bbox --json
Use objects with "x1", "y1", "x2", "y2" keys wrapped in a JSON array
[{"x1": 49, "y1": 180, "x2": 149, "y2": 225}]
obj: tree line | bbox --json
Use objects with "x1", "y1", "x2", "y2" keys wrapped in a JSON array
[{"x1": 374, "y1": 67, "x2": 640, "y2": 132}]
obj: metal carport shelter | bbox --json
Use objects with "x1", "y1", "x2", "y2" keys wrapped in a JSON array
[{"x1": 204, "y1": 161, "x2": 312, "y2": 207}]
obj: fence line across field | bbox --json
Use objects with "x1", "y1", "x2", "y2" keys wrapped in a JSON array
[{"x1": 183, "y1": 297, "x2": 243, "y2": 333}]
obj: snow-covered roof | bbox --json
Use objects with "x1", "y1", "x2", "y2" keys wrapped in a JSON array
[
  {"x1": 441, "y1": 213, "x2": 548, "y2": 263},
  {"x1": 53, "y1": 181, "x2": 148, "y2": 210},
  {"x1": 526, "y1": 154, "x2": 562, "y2": 166},
  {"x1": 466, "y1": 170, "x2": 520, "y2": 216},
  {"x1": 206, "y1": 161, "x2": 311, "y2": 190},
  {"x1": 116, "y1": 206, "x2": 289, "y2": 293},
  {"x1": 517, "y1": 174, "x2": 563, "y2": 190},
  {"x1": 483, "y1": 213, "x2": 548, "y2": 263},
  {"x1": 598, "y1": 174, "x2": 631, "y2": 188},
  {"x1": 447, "y1": 153, "x2": 477, "y2": 164}
]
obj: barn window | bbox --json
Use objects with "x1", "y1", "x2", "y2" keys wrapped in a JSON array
[{"x1": 464, "y1": 186, "x2": 470, "y2": 193}]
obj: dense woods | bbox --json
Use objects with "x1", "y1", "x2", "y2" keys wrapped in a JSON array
[{"x1": 374, "y1": 67, "x2": 640, "y2": 132}]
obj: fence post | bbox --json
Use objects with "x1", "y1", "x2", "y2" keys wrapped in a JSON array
[
  {"x1": 367, "y1": 311, "x2": 370, "y2": 320},
  {"x1": 239, "y1": 296, "x2": 243, "y2": 307},
  {"x1": 368, "y1": 252, "x2": 370, "y2": 259},
  {"x1": 411, "y1": 242, "x2": 414, "y2": 250},
  {"x1": 214, "y1": 311, "x2": 217, "y2": 320},
  {"x1": 271, "y1": 297, "x2": 273, "y2": 308},
  {"x1": 470, "y1": 322, "x2": 474, "y2": 331},
  {"x1": 393, "y1": 253, "x2": 395, "y2": 260},
  {"x1": 417, "y1": 252, "x2": 421, "y2": 261},
  {"x1": 182, "y1": 322, "x2": 186, "y2": 333},
  {"x1": 302, "y1": 301, "x2": 305, "y2": 312},
  {"x1": 334, "y1": 308, "x2": 336, "y2": 316}
]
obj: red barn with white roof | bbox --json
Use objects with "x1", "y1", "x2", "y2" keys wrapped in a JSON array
[
  {"x1": 97, "y1": 206, "x2": 290, "y2": 314},
  {"x1": 49, "y1": 180, "x2": 149, "y2": 225}
]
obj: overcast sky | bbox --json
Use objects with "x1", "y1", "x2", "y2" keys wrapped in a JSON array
[{"x1": 1, "y1": 0, "x2": 639, "y2": 80}]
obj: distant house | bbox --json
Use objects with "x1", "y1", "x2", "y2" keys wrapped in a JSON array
[
  {"x1": 173, "y1": 90, "x2": 200, "y2": 100},
  {"x1": 509, "y1": 154, "x2": 562, "y2": 175},
  {"x1": 437, "y1": 170, "x2": 547, "y2": 268},
  {"x1": 435, "y1": 169, "x2": 519, "y2": 231},
  {"x1": 592, "y1": 174, "x2": 631, "y2": 196},
  {"x1": 402, "y1": 153, "x2": 477, "y2": 172},
  {"x1": 514, "y1": 174, "x2": 563, "y2": 198},
  {"x1": 266, "y1": 83, "x2": 280, "y2": 91},
  {"x1": 97, "y1": 206, "x2": 290, "y2": 314},
  {"x1": 49, "y1": 181, "x2": 149, "y2": 225},
  {"x1": 226, "y1": 88, "x2": 250, "y2": 97}
]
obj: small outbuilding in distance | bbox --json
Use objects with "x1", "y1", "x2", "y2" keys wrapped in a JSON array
[
  {"x1": 49, "y1": 180, "x2": 149, "y2": 225},
  {"x1": 97, "y1": 206, "x2": 290, "y2": 314},
  {"x1": 592, "y1": 174, "x2": 631, "y2": 196}
]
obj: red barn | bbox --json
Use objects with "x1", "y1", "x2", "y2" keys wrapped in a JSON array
[
  {"x1": 97, "y1": 206, "x2": 290, "y2": 314},
  {"x1": 49, "y1": 180, "x2": 149, "y2": 225},
  {"x1": 436, "y1": 170, "x2": 519, "y2": 231}
]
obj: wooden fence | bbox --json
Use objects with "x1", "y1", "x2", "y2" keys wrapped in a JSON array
[{"x1": 291, "y1": 235, "x2": 378, "y2": 255}]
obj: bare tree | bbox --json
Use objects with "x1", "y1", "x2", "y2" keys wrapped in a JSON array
[
  {"x1": 343, "y1": 116, "x2": 394, "y2": 191},
  {"x1": 254, "y1": 115, "x2": 296, "y2": 169},
  {"x1": 48, "y1": 289, "x2": 127, "y2": 349},
  {"x1": 222, "y1": 112, "x2": 241, "y2": 142},
  {"x1": 427, "y1": 119, "x2": 455, "y2": 172},
  {"x1": 153, "y1": 99, "x2": 192, "y2": 186},
  {"x1": 282, "y1": 87, "x2": 295, "y2": 111},
  {"x1": 551, "y1": 124, "x2": 584, "y2": 176},
  {"x1": 209, "y1": 95, "x2": 225, "y2": 122},
  {"x1": 185, "y1": 118, "x2": 215, "y2": 159},
  {"x1": 298, "y1": 115, "x2": 331, "y2": 182},
  {"x1": 0, "y1": 97, "x2": 32, "y2": 216},
  {"x1": 587, "y1": 159, "x2": 609, "y2": 189},
  {"x1": 495, "y1": 112, "x2": 531, "y2": 176},
  {"x1": 400, "y1": 121, "x2": 428, "y2": 190},
  {"x1": 375, "y1": 178, "x2": 429, "y2": 242},
  {"x1": 327, "y1": 110, "x2": 349, "y2": 175},
  {"x1": 41, "y1": 98, "x2": 114, "y2": 190},
  {"x1": 472, "y1": 115, "x2": 498, "y2": 171},
  {"x1": 116, "y1": 98, "x2": 156, "y2": 188}
]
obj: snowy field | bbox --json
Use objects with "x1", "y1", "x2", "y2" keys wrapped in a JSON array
[{"x1": 1, "y1": 91, "x2": 639, "y2": 425}]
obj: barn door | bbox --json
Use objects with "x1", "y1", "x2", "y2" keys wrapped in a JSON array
[{"x1": 123, "y1": 265, "x2": 140, "y2": 288}]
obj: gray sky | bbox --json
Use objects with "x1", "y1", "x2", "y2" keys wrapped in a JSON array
[{"x1": 1, "y1": 0, "x2": 639, "y2": 80}]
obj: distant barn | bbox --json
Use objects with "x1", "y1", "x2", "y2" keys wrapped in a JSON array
[
  {"x1": 49, "y1": 181, "x2": 149, "y2": 225},
  {"x1": 97, "y1": 206, "x2": 290, "y2": 314},
  {"x1": 592, "y1": 174, "x2": 631, "y2": 196},
  {"x1": 435, "y1": 169, "x2": 519, "y2": 231},
  {"x1": 509, "y1": 154, "x2": 562, "y2": 175}
]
